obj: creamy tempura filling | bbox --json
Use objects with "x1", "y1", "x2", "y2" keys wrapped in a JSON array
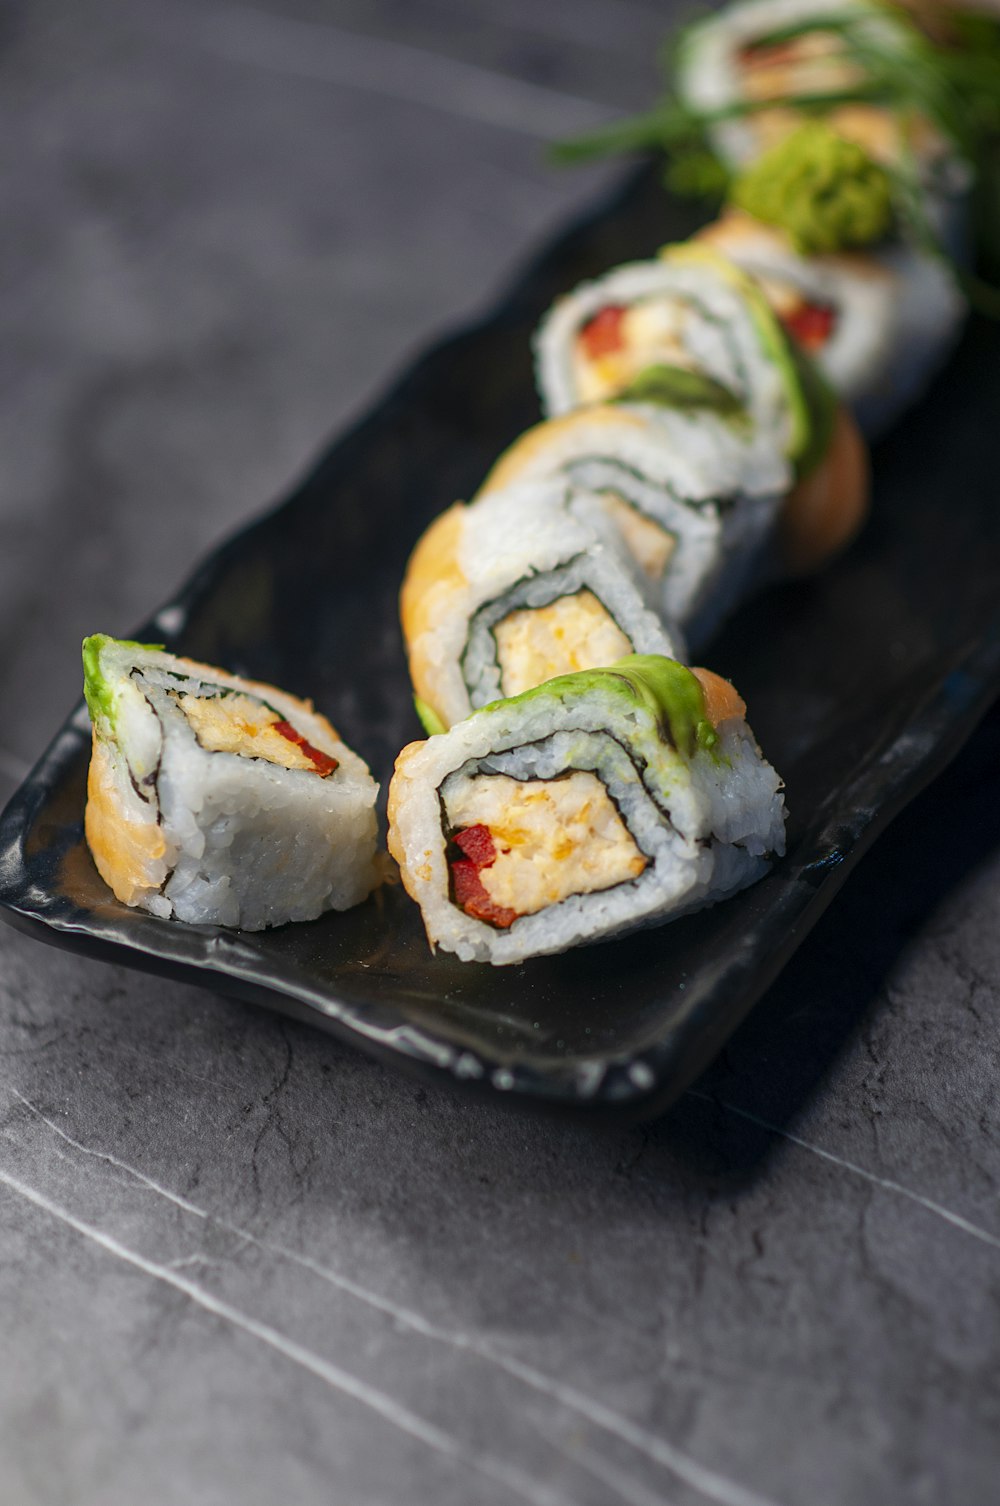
[
  {"x1": 445, "y1": 770, "x2": 648, "y2": 922},
  {"x1": 598, "y1": 493, "x2": 677, "y2": 581},
  {"x1": 173, "y1": 690, "x2": 337, "y2": 776},
  {"x1": 493, "y1": 592, "x2": 633, "y2": 699},
  {"x1": 573, "y1": 296, "x2": 695, "y2": 403}
]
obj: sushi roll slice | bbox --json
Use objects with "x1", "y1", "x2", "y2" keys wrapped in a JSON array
[
  {"x1": 475, "y1": 402, "x2": 789, "y2": 647},
  {"x1": 387, "y1": 654, "x2": 785, "y2": 965},
  {"x1": 533, "y1": 244, "x2": 838, "y2": 471},
  {"x1": 675, "y1": 0, "x2": 967, "y2": 198},
  {"x1": 401, "y1": 479, "x2": 684, "y2": 732},
  {"x1": 83, "y1": 634, "x2": 379, "y2": 930},
  {"x1": 696, "y1": 211, "x2": 965, "y2": 436}
]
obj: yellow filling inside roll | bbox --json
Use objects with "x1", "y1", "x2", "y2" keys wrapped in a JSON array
[
  {"x1": 175, "y1": 692, "x2": 323, "y2": 774},
  {"x1": 493, "y1": 592, "x2": 633, "y2": 699},
  {"x1": 446, "y1": 771, "x2": 647, "y2": 918}
]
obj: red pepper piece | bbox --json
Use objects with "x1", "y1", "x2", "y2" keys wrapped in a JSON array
[
  {"x1": 450, "y1": 824, "x2": 518, "y2": 928},
  {"x1": 453, "y1": 823, "x2": 497, "y2": 868},
  {"x1": 273, "y1": 719, "x2": 339, "y2": 776},
  {"x1": 451, "y1": 860, "x2": 518, "y2": 930},
  {"x1": 579, "y1": 305, "x2": 626, "y2": 360},
  {"x1": 782, "y1": 301, "x2": 836, "y2": 351}
]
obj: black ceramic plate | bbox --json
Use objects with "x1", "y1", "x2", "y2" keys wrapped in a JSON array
[{"x1": 2, "y1": 167, "x2": 1000, "y2": 1115}]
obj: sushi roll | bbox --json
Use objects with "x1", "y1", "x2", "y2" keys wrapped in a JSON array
[
  {"x1": 675, "y1": 0, "x2": 968, "y2": 198},
  {"x1": 387, "y1": 654, "x2": 785, "y2": 965},
  {"x1": 533, "y1": 244, "x2": 839, "y2": 473},
  {"x1": 697, "y1": 210, "x2": 965, "y2": 437},
  {"x1": 83, "y1": 634, "x2": 379, "y2": 930},
  {"x1": 475, "y1": 402, "x2": 789, "y2": 646},
  {"x1": 401, "y1": 478, "x2": 684, "y2": 732}
]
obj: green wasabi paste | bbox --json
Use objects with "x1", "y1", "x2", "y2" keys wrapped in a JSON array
[{"x1": 730, "y1": 122, "x2": 894, "y2": 257}]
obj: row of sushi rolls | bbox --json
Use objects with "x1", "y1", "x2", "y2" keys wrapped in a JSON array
[{"x1": 83, "y1": 0, "x2": 998, "y2": 963}]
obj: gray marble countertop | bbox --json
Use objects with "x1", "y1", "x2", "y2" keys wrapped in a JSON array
[{"x1": 2, "y1": 3, "x2": 999, "y2": 1503}]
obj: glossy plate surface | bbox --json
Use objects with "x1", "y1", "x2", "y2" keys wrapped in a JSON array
[{"x1": 2, "y1": 168, "x2": 999, "y2": 1115}]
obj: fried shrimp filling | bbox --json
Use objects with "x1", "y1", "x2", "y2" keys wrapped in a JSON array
[
  {"x1": 493, "y1": 592, "x2": 633, "y2": 699},
  {"x1": 574, "y1": 297, "x2": 695, "y2": 403},
  {"x1": 444, "y1": 770, "x2": 648, "y2": 927},
  {"x1": 174, "y1": 690, "x2": 338, "y2": 776}
]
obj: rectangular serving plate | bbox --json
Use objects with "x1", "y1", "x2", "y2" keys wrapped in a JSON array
[{"x1": 2, "y1": 166, "x2": 1000, "y2": 1115}]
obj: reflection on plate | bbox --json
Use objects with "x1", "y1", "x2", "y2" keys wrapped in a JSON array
[{"x1": 2, "y1": 168, "x2": 1000, "y2": 1115}]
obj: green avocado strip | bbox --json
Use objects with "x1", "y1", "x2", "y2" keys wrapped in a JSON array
[
  {"x1": 614, "y1": 362, "x2": 746, "y2": 420},
  {"x1": 787, "y1": 339, "x2": 838, "y2": 480},
  {"x1": 607, "y1": 654, "x2": 719, "y2": 759},
  {"x1": 82, "y1": 633, "x2": 165, "y2": 730},
  {"x1": 413, "y1": 694, "x2": 447, "y2": 738},
  {"x1": 479, "y1": 654, "x2": 719, "y2": 761}
]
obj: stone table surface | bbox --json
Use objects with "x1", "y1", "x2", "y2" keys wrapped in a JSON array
[{"x1": 2, "y1": 3, "x2": 999, "y2": 1504}]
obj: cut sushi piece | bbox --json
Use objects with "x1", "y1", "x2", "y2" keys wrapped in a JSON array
[
  {"x1": 696, "y1": 211, "x2": 965, "y2": 436},
  {"x1": 675, "y1": 0, "x2": 967, "y2": 191},
  {"x1": 476, "y1": 402, "x2": 789, "y2": 647},
  {"x1": 387, "y1": 655, "x2": 785, "y2": 965},
  {"x1": 401, "y1": 479, "x2": 684, "y2": 732},
  {"x1": 83, "y1": 634, "x2": 379, "y2": 930},
  {"x1": 697, "y1": 212, "x2": 893, "y2": 386},
  {"x1": 532, "y1": 243, "x2": 836, "y2": 474}
]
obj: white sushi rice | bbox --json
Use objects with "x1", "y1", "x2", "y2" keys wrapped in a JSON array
[
  {"x1": 86, "y1": 642, "x2": 379, "y2": 930},
  {"x1": 388, "y1": 682, "x2": 785, "y2": 965},
  {"x1": 410, "y1": 478, "x2": 684, "y2": 728}
]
